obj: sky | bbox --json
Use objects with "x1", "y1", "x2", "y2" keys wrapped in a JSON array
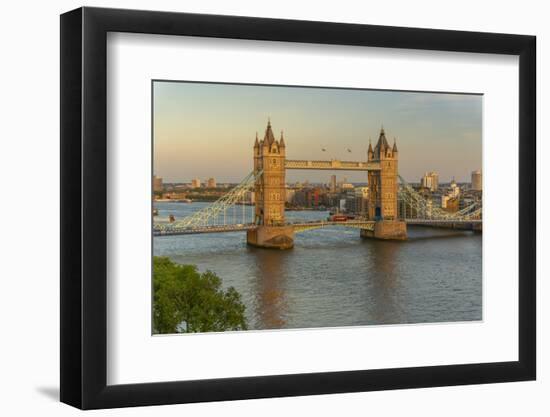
[{"x1": 153, "y1": 81, "x2": 482, "y2": 184}]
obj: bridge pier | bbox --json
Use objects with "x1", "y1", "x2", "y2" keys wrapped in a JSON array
[
  {"x1": 247, "y1": 226, "x2": 295, "y2": 250},
  {"x1": 360, "y1": 220, "x2": 407, "y2": 240}
]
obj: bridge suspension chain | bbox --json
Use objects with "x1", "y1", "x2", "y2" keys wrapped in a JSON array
[
  {"x1": 398, "y1": 175, "x2": 482, "y2": 221},
  {"x1": 154, "y1": 169, "x2": 263, "y2": 232}
]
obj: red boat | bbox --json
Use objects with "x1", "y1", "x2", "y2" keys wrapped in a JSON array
[{"x1": 329, "y1": 214, "x2": 348, "y2": 222}]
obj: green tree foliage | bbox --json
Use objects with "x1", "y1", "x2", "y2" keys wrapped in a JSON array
[{"x1": 153, "y1": 257, "x2": 247, "y2": 334}]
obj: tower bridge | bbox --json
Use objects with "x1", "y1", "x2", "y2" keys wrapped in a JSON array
[{"x1": 153, "y1": 120, "x2": 482, "y2": 248}]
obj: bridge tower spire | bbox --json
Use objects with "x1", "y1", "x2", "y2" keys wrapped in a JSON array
[
  {"x1": 363, "y1": 126, "x2": 407, "y2": 240},
  {"x1": 247, "y1": 119, "x2": 294, "y2": 249},
  {"x1": 367, "y1": 137, "x2": 374, "y2": 160}
]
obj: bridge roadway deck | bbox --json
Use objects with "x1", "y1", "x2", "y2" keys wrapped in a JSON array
[
  {"x1": 153, "y1": 219, "x2": 482, "y2": 236},
  {"x1": 404, "y1": 219, "x2": 482, "y2": 225},
  {"x1": 153, "y1": 220, "x2": 375, "y2": 236}
]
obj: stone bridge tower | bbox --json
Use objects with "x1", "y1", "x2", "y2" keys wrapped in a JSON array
[
  {"x1": 363, "y1": 127, "x2": 407, "y2": 240},
  {"x1": 247, "y1": 120, "x2": 294, "y2": 249}
]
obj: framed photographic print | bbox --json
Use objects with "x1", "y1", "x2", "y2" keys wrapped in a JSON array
[{"x1": 60, "y1": 7, "x2": 536, "y2": 409}]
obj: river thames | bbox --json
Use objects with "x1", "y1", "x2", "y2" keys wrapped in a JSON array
[{"x1": 153, "y1": 202, "x2": 482, "y2": 330}]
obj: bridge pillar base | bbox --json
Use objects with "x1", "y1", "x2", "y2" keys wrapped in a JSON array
[
  {"x1": 361, "y1": 221, "x2": 407, "y2": 240},
  {"x1": 247, "y1": 226, "x2": 294, "y2": 249}
]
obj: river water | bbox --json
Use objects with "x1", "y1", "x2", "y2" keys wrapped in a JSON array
[{"x1": 153, "y1": 202, "x2": 482, "y2": 330}]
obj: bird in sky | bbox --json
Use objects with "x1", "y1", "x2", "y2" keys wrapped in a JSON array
[
  {"x1": 322, "y1": 148, "x2": 326, "y2": 152},
  {"x1": 347, "y1": 148, "x2": 352, "y2": 153}
]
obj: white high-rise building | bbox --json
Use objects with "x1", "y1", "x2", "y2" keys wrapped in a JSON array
[
  {"x1": 153, "y1": 175, "x2": 163, "y2": 192},
  {"x1": 471, "y1": 170, "x2": 482, "y2": 191},
  {"x1": 191, "y1": 178, "x2": 201, "y2": 188},
  {"x1": 207, "y1": 177, "x2": 217, "y2": 188},
  {"x1": 421, "y1": 171, "x2": 439, "y2": 191}
]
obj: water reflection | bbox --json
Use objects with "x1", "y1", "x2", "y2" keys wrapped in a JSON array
[
  {"x1": 362, "y1": 239, "x2": 403, "y2": 324},
  {"x1": 249, "y1": 247, "x2": 289, "y2": 329}
]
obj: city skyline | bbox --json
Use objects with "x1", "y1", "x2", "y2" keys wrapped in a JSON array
[
  {"x1": 156, "y1": 173, "x2": 479, "y2": 186},
  {"x1": 153, "y1": 81, "x2": 482, "y2": 183}
]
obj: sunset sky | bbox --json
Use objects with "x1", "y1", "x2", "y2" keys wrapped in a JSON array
[{"x1": 153, "y1": 81, "x2": 482, "y2": 184}]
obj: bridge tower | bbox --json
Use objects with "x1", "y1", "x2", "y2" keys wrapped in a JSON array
[
  {"x1": 363, "y1": 127, "x2": 407, "y2": 240},
  {"x1": 247, "y1": 119, "x2": 294, "y2": 249}
]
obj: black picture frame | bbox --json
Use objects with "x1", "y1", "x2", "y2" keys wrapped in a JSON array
[{"x1": 60, "y1": 6, "x2": 536, "y2": 410}]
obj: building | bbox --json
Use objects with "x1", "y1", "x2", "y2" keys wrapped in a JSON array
[
  {"x1": 306, "y1": 188, "x2": 322, "y2": 208},
  {"x1": 285, "y1": 187, "x2": 296, "y2": 204},
  {"x1": 289, "y1": 187, "x2": 325, "y2": 208},
  {"x1": 471, "y1": 170, "x2": 482, "y2": 191},
  {"x1": 253, "y1": 120, "x2": 286, "y2": 226},
  {"x1": 291, "y1": 189, "x2": 307, "y2": 207},
  {"x1": 153, "y1": 175, "x2": 163, "y2": 192},
  {"x1": 324, "y1": 186, "x2": 368, "y2": 215},
  {"x1": 207, "y1": 177, "x2": 217, "y2": 188},
  {"x1": 441, "y1": 179, "x2": 460, "y2": 209},
  {"x1": 356, "y1": 186, "x2": 369, "y2": 199},
  {"x1": 430, "y1": 191, "x2": 443, "y2": 208},
  {"x1": 367, "y1": 127, "x2": 399, "y2": 220},
  {"x1": 339, "y1": 199, "x2": 346, "y2": 212},
  {"x1": 354, "y1": 186, "x2": 369, "y2": 215},
  {"x1": 191, "y1": 178, "x2": 201, "y2": 189},
  {"x1": 449, "y1": 178, "x2": 460, "y2": 198},
  {"x1": 420, "y1": 171, "x2": 439, "y2": 192},
  {"x1": 330, "y1": 175, "x2": 337, "y2": 192},
  {"x1": 443, "y1": 196, "x2": 459, "y2": 212}
]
